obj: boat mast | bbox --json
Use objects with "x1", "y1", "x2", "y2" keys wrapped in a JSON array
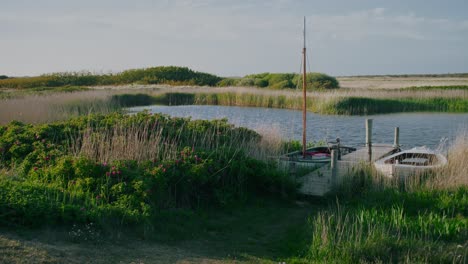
[{"x1": 302, "y1": 16, "x2": 307, "y2": 158}]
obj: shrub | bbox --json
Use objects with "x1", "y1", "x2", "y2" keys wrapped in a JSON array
[
  {"x1": 0, "y1": 113, "x2": 295, "y2": 228},
  {"x1": 217, "y1": 78, "x2": 239, "y2": 87},
  {"x1": 237, "y1": 78, "x2": 256, "y2": 87},
  {"x1": 294, "y1": 72, "x2": 340, "y2": 90},
  {"x1": 0, "y1": 67, "x2": 223, "y2": 88},
  {"x1": 254, "y1": 79, "x2": 269, "y2": 88}
]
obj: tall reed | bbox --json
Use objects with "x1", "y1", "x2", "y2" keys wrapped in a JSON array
[{"x1": 68, "y1": 117, "x2": 278, "y2": 164}]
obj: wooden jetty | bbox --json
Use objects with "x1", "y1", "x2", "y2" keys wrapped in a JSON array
[{"x1": 282, "y1": 119, "x2": 401, "y2": 196}]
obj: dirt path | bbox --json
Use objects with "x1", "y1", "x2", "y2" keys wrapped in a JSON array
[{"x1": 0, "y1": 200, "x2": 318, "y2": 263}]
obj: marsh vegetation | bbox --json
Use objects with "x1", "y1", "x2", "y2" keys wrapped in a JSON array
[{"x1": 0, "y1": 67, "x2": 467, "y2": 263}]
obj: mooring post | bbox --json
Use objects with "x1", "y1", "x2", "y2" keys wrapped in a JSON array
[
  {"x1": 393, "y1": 127, "x2": 400, "y2": 148},
  {"x1": 331, "y1": 149, "x2": 338, "y2": 187},
  {"x1": 289, "y1": 162, "x2": 297, "y2": 180},
  {"x1": 366, "y1": 119, "x2": 373, "y2": 162}
]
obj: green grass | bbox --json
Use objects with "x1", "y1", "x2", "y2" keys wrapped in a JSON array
[
  {"x1": 0, "y1": 86, "x2": 90, "y2": 99},
  {"x1": 0, "y1": 103, "x2": 466, "y2": 262},
  {"x1": 0, "y1": 112, "x2": 294, "y2": 229},
  {"x1": 1, "y1": 175, "x2": 466, "y2": 263},
  {"x1": 142, "y1": 92, "x2": 468, "y2": 114}
]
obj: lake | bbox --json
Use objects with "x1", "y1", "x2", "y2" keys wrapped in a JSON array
[{"x1": 128, "y1": 105, "x2": 468, "y2": 149}]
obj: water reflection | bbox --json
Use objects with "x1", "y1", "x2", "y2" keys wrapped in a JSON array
[{"x1": 128, "y1": 105, "x2": 468, "y2": 148}]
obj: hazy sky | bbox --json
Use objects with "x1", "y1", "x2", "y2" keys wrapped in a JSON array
[{"x1": 1, "y1": 0, "x2": 468, "y2": 77}]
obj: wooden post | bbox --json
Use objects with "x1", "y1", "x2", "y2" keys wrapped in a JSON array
[
  {"x1": 302, "y1": 17, "x2": 307, "y2": 159},
  {"x1": 289, "y1": 162, "x2": 297, "y2": 180},
  {"x1": 393, "y1": 127, "x2": 400, "y2": 148},
  {"x1": 366, "y1": 119, "x2": 373, "y2": 162},
  {"x1": 331, "y1": 149, "x2": 338, "y2": 187}
]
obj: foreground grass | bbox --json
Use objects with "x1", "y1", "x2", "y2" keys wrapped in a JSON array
[
  {"x1": 1, "y1": 117, "x2": 467, "y2": 263},
  {"x1": 1, "y1": 186, "x2": 466, "y2": 263}
]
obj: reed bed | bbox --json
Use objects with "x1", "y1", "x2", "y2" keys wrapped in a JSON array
[
  {"x1": 298, "y1": 131, "x2": 468, "y2": 263},
  {"x1": 1, "y1": 83, "x2": 467, "y2": 125},
  {"x1": 0, "y1": 90, "x2": 115, "y2": 124},
  {"x1": 69, "y1": 117, "x2": 287, "y2": 165},
  {"x1": 0, "y1": 88, "x2": 157, "y2": 125},
  {"x1": 149, "y1": 88, "x2": 468, "y2": 114}
]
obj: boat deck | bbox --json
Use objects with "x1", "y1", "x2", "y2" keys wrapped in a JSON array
[{"x1": 294, "y1": 144, "x2": 398, "y2": 196}]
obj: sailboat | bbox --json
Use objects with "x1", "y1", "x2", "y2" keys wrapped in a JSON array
[{"x1": 280, "y1": 17, "x2": 355, "y2": 165}]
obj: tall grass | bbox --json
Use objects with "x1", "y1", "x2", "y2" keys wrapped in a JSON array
[
  {"x1": 69, "y1": 117, "x2": 276, "y2": 164},
  {"x1": 295, "y1": 132, "x2": 468, "y2": 263},
  {"x1": 0, "y1": 91, "x2": 118, "y2": 124},
  {"x1": 149, "y1": 89, "x2": 468, "y2": 114},
  {"x1": 1, "y1": 83, "x2": 467, "y2": 126}
]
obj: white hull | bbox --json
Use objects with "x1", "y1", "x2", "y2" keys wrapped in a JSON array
[{"x1": 374, "y1": 147, "x2": 447, "y2": 178}]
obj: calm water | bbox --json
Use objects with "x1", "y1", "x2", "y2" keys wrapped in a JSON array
[{"x1": 128, "y1": 105, "x2": 468, "y2": 148}]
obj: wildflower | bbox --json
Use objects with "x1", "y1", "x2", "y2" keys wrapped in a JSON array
[
  {"x1": 96, "y1": 195, "x2": 101, "y2": 200},
  {"x1": 102, "y1": 162, "x2": 107, "y2": 166},
  {"x1": 35, "y1": 134, "x2": 40, "y2": 139},
  {"x1": 41, "y1": 139, "x2": 46, "y2": 143},
  {"x1": 112, "y1": 171, "x2": 116, "y2": 175},
  {"x1": 45, "y1": 156, "x2": 50, "y2": 161},
  {"x1": 117, "y1": 170, "x2": 121, "y2": 175},
  {"x1": 33, "y1": 167, "x2": 38, "y2": 171},
  {"x1": 162, "y1": 168, "x2": 166, "y2": 173},
  {"x1": 105, "y1": 172, "x2": 110, "y2": 177}
]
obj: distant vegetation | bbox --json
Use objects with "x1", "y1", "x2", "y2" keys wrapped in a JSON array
[
  {"x1": 400, "y1": 85, "x2": 468, "y2": 91},
  {"x1": 340, "y1": 73, "x2": 468, "y2": 78},
  {"x1": 0, "y1": 67, "x2": 340, "y2": 91},
  {"x1": 218, "y1": 72, "x2": 340, "y2": 90},
  {"x1": 0, "y1": 75, "x2": 8, "y2": 80},
  {"x1": 0, "y1": 66, "x2": 222, "y2": 89}
]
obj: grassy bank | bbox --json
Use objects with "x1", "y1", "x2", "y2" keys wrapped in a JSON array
[
  {"x1": 1, "y1": 85, "x2": 467, "y2": 126},
  {"x1": 148, "y1": 91, "x2": 468, "y2": 115},
  {"x1": 0, "y1": 112, "x2": 467, "y2": 263},
  {"x1": 0, "y1": 113, "x2": 296, "y2": 228}
]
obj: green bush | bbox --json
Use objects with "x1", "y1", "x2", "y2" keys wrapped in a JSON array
[
  {"x1": 294, "y1": 72, "x2": 340, "y2": 90},
  {"x1": 216, "y1": 78, "x2": 239, "y2": 87},
  {"x1": 254, "y1": 78, "x2": 269, "y2": 88},
  {"x1": 0, "y1": 67, "x2": 222, "y2": 88},
  {"x1": 0, "y1": 112, "x2": 294, "y2": 227},
  {"x1": 236, "y1": 78, "x2": 256, "y2": 87}
]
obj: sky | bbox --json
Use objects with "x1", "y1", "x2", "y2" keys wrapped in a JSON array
[{"x1": 1, "y1": 0, "x2": 468, "y2": 77}]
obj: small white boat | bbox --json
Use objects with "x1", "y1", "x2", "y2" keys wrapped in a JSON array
[{"x1": 374, "y1": 146, "x2": 447, "y2": 178}]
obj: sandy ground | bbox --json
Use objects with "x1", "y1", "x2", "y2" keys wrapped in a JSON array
[{"x1": 337, "y1": 77, "x2": 468, "y2": 89}]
